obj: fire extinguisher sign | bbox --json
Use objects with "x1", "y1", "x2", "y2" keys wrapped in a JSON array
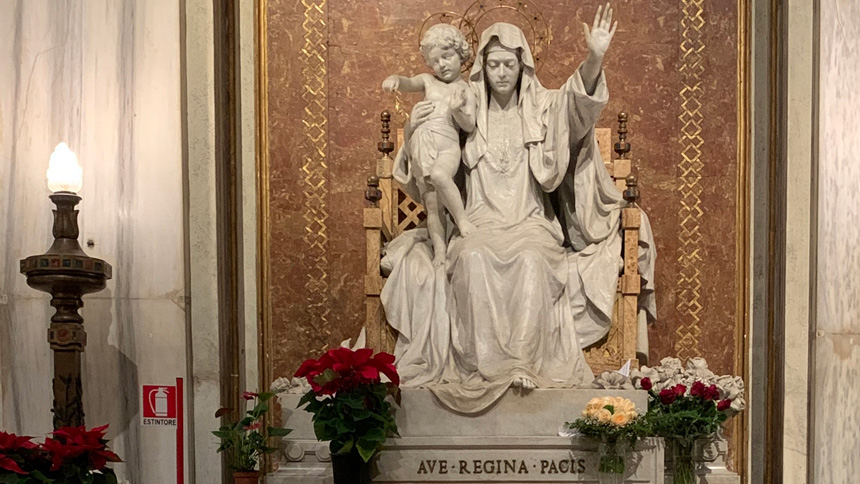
[{"x1": 142, "y1": 385, "x2": 178, "y2": 426}]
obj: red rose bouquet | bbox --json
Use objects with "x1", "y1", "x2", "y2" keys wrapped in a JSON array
[
  {"x1": 639, "y1": 378, "x2": 732, "y2": 438},
  {"x1": 295, "y1": 347, "x2": 399, "y2": 463},
  {"x1": 631, "y1": 357, "x2": 745, "y2": 484},
  {"x1": 0, "y1": 425, "x2": 121, "y2": 484}
]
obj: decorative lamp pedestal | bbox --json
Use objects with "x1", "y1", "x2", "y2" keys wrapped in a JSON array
[{"x1": 20, "y1": 191, "x2": 112, "y2": 429}]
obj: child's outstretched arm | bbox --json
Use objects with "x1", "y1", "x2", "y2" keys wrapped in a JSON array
[{"x1": 382, "y1": 74, "x2": 427, "y2": 93}]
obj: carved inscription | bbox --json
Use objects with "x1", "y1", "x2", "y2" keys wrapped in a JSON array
[{"x1": 415, "y1": 457, "x2": 587, "y2": 476}]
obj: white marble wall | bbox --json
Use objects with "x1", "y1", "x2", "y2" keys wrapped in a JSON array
[
  {"x1": 182, "y1": 0, "x2": 224, "y2": 481},
  {"x1": 239, "y1": 0, "x2": 259, "y2": 403},
  {"x1": 0, "y1": 1, "x2": 187, "y2": 483},
  {"x1": 815, "y1": 0, "x2": 860, "y2": 481},
  {"x1": 781, "y1": 3, "x2": 815, "y2": 482}
]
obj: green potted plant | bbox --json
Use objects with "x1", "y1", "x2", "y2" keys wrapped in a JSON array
[
  {"x1": 0, "y1": 424, "x2": 121, "y2": 483},
  {"x1": 213, "y1": 391, "x2": 291, "y2": 484},
  {"x1": 295, "y1": 347, "x2": 399, "y2": 484},
  {"x1": 565, "y1": 396, "x2": 650, "y2": 484}
]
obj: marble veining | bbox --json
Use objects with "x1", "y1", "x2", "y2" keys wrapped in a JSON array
[
  {"x1": 0, "y1": 1, "x2": 185, "y2": 483},
  {"x1": 816, "y1": 0, "x2": 860, "y2": 480}
]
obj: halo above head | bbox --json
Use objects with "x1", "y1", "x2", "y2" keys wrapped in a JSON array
[
  {"x1": 417, "y1": 12, "x2": 479, "y2": 72},
  {"x1": 462, "y1": 0, "x2": 550, "y2": 72}
]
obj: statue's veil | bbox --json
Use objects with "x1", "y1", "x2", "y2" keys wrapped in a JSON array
[{"x1": 463, "y1": 23, "x2": 546, "y2": 169}]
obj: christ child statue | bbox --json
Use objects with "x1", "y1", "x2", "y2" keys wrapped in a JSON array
[{"x1": 382, "y1": 23, "x2": 477, "y2": 266}]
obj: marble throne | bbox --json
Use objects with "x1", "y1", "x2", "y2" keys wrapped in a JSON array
[{"x1": 363, "y1": 110, "x2": 646, "y2": 375}]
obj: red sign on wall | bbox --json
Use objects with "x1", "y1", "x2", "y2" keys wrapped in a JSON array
[{"x1": 142, "y1": 385, "x2": 177, "y2": 425}]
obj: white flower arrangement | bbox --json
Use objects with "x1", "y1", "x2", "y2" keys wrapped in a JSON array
[
  {"x1": 271, "y1": 376, "x2": 311, "y2": 395},
  {"x1": 630, "y1": 357, "x2": 746, "y2": 413}
]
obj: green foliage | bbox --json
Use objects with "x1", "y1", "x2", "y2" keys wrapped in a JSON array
[
  {"x1": 566, "y1": 416, "x2": 650, "y2": 447},
  {"x1": 0, "y1": 465, "x2": 118, "y2": 484},
  {"x1": 645, "y1": 392, "x2": 728, "y2": 445},
  {"x1": 45, "y1": 469, "x2": 117, "y2": 484},
  {"x1": 298, "y1": 382, "x2": 398, "y2": 463},
  {"x1": 212, "y1": 392, "x2": 292, "y2": 471}
]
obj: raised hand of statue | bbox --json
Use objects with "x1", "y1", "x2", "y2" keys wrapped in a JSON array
[
  {"x1": 582, "y1": 2, "x2": 617, "y2": 60},
  {"x1": 382, "y1": 75, "x2": 400, "y2": 92},
  {"x1": 579, "y1": 2, "x2": 617, "y2": 95},
  {"x1": 447, "y1": 88, "x2": 467, "y2": 112}
]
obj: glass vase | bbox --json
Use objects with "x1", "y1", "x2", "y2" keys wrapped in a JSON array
[
  {"x1": 597, "y1": 437, "x2": 627, "y2": 484},
  {"x1": 670, "y1": 438, "x2": 695, "y2": 484}
]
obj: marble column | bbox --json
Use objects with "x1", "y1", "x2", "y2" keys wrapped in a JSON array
[
  {"x1": 0, "y1": 1, "x2": 186, "y2": 482},
  {"x1": 781, "y1": 2, "x2": 815, "y2": 482}
]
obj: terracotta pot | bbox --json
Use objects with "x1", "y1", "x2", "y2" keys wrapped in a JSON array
[
  {"x1": 331, "y1": 452, "x2": 373, "y2": 484},
  {"x1": 233, "y1": 471, "x2": 260, "y2": 484}
]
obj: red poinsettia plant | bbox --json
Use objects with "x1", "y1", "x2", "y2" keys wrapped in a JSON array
[
  {"x1": 295, "y1": 347, "x2": 399, "y2": 463},
  {"x1": 0, "y1": 424, "x2": 121, "y2": 484}
]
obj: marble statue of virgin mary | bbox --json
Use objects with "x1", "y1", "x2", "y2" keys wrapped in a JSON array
[{"x1": 383, "y1": 10, "x2": 656, "y2": 413}]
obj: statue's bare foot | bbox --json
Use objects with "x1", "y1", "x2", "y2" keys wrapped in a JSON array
[
  {"x1": 458, "y1": 220, "x2": 477, "y2": 236},
  {"x1": 513, "y1": 376, "x2": 537, "y2": 390}
]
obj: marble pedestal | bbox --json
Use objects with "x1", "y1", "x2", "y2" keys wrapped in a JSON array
[{"x1": 268, "y1": 388, "x2": 666, "y2": 483}]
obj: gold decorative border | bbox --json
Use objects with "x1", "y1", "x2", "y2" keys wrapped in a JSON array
[
  {"x1": 300, "y1": 0, "x2": 331, "y2": 353},
  {"x1": 675, "y1": 0, "x2": 752, "y2": 474},
  {"x1": 255, "y1": 0, "x2": 274, "y2": 472},
  {"x1": 675, "y1": 0, "x2": 706, "y2": 361},
  {"x1": 734, "y1": 0, "x2": 751, "y2": 478}
]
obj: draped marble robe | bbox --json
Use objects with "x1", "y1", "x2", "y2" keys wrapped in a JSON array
[{"x1": 383, "y1": 23, "x2": 656, "y2": 413}]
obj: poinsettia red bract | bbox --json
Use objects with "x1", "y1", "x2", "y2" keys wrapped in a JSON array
[
  {"x1": 0, "y1": 425, "x2": 121, "y2": 480},
  {"x1": 295, "y1": 347, "x2": 399, "y2": 395},
  {"x1": 0, "y1": 431, "x2": 38, "y2": 475},
  {"x1": 46, "y1": 424, "x2": 121, "y2": 471}
]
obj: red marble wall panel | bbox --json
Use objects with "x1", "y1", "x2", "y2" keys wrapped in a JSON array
[{"x1": 265, "y1": 0, "x2": 743, "y2": 381}]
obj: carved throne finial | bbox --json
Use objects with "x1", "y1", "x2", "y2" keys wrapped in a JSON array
[
  {"x1": 614, "y1": 112, "x2": 631, "y2": 159},
  {"x1": 624, "y1": 173, "x2": 640, "y2": 206},
  {"x1": 378, "y1": 110, "x2": 395, "y2": 156},
  {"x1": 365, "y1": 176, "x2": 382, "y2": 207}
]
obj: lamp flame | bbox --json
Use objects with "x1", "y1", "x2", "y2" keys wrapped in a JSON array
[{"x1": 46, "y1": 142, "x2": 83, "y2": 193}]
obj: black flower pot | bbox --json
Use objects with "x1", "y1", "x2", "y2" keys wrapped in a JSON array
[{"x1": 331, "y1": 451, "x2": 373, "y2": 484}]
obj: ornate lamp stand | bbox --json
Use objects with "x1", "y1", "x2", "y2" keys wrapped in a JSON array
[{"x1": 19, "y1": 144, "x2": 112, "y2": 429}]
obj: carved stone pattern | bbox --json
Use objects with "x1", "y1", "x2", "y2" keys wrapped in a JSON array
[
  {"x1": 53, "y1": 375, "x2": 84, "y2": 429},
  {"x1": 301, "y1": 0, "x2": 331, "y2": 356},
  {"x1": 675, "y1": 0, "x2": 705, "y2": 360}
]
